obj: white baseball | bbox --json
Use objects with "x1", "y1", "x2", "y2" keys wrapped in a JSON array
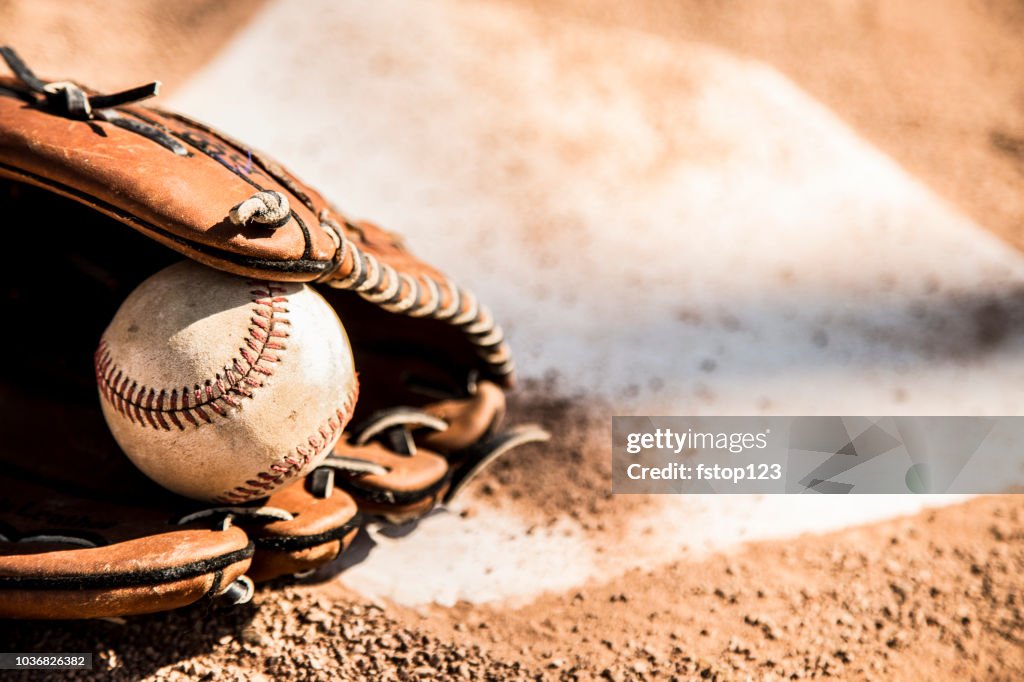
[{"x1": 95, "y1": 260, "x2": 358, "y2": 503}]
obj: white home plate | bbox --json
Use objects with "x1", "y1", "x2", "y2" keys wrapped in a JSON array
[{"x1": 172, "y1": 0, "x2": 1024, "y2": 605}]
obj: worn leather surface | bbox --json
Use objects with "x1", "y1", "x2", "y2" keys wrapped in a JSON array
[
  {"x1": 0, "y1": 578, "x2": 252, "y2": 621},
  {"x1": 331, "y1": 439, "x2": 449, "y2": 523},
  {"x1": 0, "y1": 54, "x2": 534, "y2": 615},
  {"x1": 328, "y1": 382, "x2": 506, "y2": 522},
  {"x1": 0, "y1": 379, "x2": 360, "y2": 617},
  {"x1": 0, "y1": 471, "x2": 254, "y2": 619},
  {"x1": 421, "y1": 381, "x2": 506, "y2": 455},
  {"x1": 0, "y1": 70, "x2": 513, "y2": 388},
  {"x1": 244, "y1": 474, "x2": 361, "y2": 582},
  {"x1": 1, "y1": 173, "x2": 516, "y2": 518},
  {"x1": 335, "y1": 440, "x2": 450, "y2": 496},
  {"x1": 0, "y1": 77, "x2": 336, "y2": 280}
]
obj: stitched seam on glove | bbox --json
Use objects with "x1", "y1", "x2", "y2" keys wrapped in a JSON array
[
  {"x1": 328, "y1": 235, "x2": 515, "y2": 379},
  {"x1": 250, "y1": 512, "x2": 363, "y2": 552}
]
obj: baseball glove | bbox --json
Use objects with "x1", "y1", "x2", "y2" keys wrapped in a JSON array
[{"x1": 0, "y1": 47, "x2": 546, "y2": 618}]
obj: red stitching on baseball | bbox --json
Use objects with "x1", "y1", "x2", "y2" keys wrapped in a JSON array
[
  {"x1": 213, "y1": 383, "x2": 360, "y2": 503},
  {"x1": 94, "y1": 281, "x2": 291, "y2": 430}
]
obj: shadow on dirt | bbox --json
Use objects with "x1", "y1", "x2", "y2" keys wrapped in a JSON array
[{"x1": 0, "y1": 599, "x2": 260, "y2": 681}]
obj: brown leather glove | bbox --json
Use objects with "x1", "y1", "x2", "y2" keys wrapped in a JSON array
[
  {"x1": 0, "y1": 382, "x2": 361, "y2": 619},
  {"x1": 0, "y1": 47, "x2": 544, "y2": 617}
]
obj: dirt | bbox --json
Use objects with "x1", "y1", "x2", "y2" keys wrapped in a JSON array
[
  {"x1": 6, "y1": 0, "x2": 1023, "y2": 252},
  {"x1": 485, "y1": 383, "x2": 656, "y2": 534},
  {"x1": 0, "y1": 0, "x2": 265, "y2": 93},
  {"x1": 419, "y1": 494, "x2": 1024, "y2": 681},
  {"x1": 3, "y1": 2, "x2": 1024, "y2": 680},
  {"x1": 501, "y1": 0, "x2": 1024, "y2": 255},
  {"x1": 2, "y1": 493, "x2": 1020, "y2": 680}
]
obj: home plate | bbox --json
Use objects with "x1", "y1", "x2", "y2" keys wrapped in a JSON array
[{"x1": 173, "y1": 0, "x2": 1024, "y2": 605}]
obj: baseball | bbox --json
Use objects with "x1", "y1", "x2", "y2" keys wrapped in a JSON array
[{"x1": 94, "y1": 260, "x2": 358, "y2": 503}]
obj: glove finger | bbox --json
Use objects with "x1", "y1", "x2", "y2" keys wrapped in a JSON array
[
  {"x1": 231, "y1": 473, "x2": 362, "y2": 583},
  {"x1": 0, "y1": 472, "x2": 253, "y2": 620},
  {"x1": 419, "y1": 380, "x2": 507, "y2": 455},
  {"x1": 322, "y1": 440, "x2": 449, "y2": 525}
]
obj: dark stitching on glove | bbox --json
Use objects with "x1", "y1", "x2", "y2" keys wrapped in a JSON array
[
  {"x1": 161, "y1": 111, "x2": 320, "y2": 214},
  {"x1": 250, "y1": 511, "x2": 363, "y2": 552},
  {"x1": 324, "y1": 228, "x2": 516, "y2": 380},
  {"x1": 207, "y1": 569, "x2": 224, "y2": 602},
  {"x1": 95, "y1": 282, "x2": 290, "y2": 431},
  {"x1": 0, "y1": 163, "x2": 335, "y2": 274},
  {"x1": 0, "y1": 543, "x2": 255, "y2": 590},
  {"x1": 157, "y1": 112, "x2": 315, "y2": 258},
  {"x1": 0, "y1": 85, "x2": 35, "y2": 104},
  {"x1": 336, "y1": 471, "x2": 448, "y2": 507},
  {"x1": 104, "y1": 113, "x2": 190, "y2": 156}
]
